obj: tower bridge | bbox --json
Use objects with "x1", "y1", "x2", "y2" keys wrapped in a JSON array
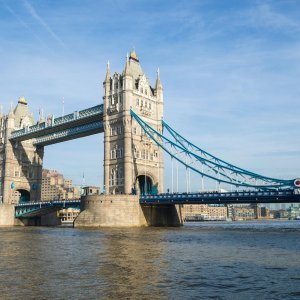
[{"x1": 0, "y1": 51, "x2": 299, "y2": 226}]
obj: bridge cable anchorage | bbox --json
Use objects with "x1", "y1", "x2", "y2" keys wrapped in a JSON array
[{"x1": 130, "y1": 109, "x2": 296, "y2": 190}]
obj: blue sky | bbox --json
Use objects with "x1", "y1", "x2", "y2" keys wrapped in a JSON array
[{"x1": 1, "y1": 0, "x2": 300, "y2": 190}]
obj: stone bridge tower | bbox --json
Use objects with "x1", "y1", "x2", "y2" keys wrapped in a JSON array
[
  {"x1": 103, "y1": 51, "x2": 164, "y2": 195},
  {"x1": 0, "y1": 97, "x2": 44, "y2": 204}
]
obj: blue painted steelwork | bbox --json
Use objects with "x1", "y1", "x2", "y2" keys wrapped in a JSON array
[
  {"x1": 9, "y1": 104, "x2": 103, "y2": 142},
  {"x1": 15, "y1": 200, "x2": 81, "y2": 218},
  {"x1": 33, "y1": 121, "x2": 103, "y2": 146},
  {"x1": 130, "y1": 109, "x2": 296, "y2": 189},
  {"x1": 140, "y1": 190, "x2": 300, "y2": 205}
]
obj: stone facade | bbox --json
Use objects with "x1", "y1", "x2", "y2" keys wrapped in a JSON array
[
  {"x1": 103, "y1": 51, "x2": 164, "y2": 195},
  {"x1": 0, "y1": 98, "x2": 43, "y2": 204},
  {"x1": 74, "y1": 195, "x2": 183, "y2": 227}
]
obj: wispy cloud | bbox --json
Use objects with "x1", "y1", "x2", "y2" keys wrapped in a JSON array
[
  {"x1": 22, "y1": 0, "x2": 66, "y2": 49},
  {"x1": 244, "y1": 2, "x2": 300, "y2": 32},
  {"x1": 1, "y1": 0, "x2": 46, "y2": 46}
]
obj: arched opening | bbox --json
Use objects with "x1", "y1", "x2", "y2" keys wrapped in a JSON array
[
  {"x1": 137, "y1": 175, "x2": 153, "y2": 195},
  {"x1": 16, "y1": 189, "x2": 30, "y2": 203}
]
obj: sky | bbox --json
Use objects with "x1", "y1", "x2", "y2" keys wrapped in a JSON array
[{"x1": 1, "y1": 0, "x2": 300, "y2": 191}]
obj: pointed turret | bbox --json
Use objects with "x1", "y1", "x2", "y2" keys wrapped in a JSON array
[
  {"x1": 104, "y1": 61, "x2": 111, "y2": 83},
  {"x1": 123, "y1": 53, "x2": 130, "y2": 76},
  {"x1": 155, "y1": 68, "x2": 163, "y2": 90},
  {"x1": 14, "y1": 96, "x2": 34, "y2": 128},
  {"x1": 155, "y1": 68, "x2": 163, "y2": 102},
  {"x1": 8, "y1": 102, "x2": 14, "y2": 118}
]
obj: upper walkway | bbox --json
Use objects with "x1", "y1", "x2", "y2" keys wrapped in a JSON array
[{"x1": 9, "y1": 104, "x2": 104, "y2": 146}]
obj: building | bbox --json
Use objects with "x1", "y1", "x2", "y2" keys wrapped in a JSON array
[
  {"x1": 103, "y1": 50, "x2": 164, "y2": 195},
  {"x1": 287, "y1": 204, "x2": 300, "y2": 219},
  {"x1": 182, "y1": 204, "x2": 227, "y2": 221},
  {"x1": 57, "y1": 208, "x2": 80, "y2": 224},
  {"x1": 82, "y1": 186, "x2": 100, "y2": 196},
  {"x1": 230, "y1": 206, "x2": 255, "y2": 220},
  {"x1": 41, "y1": 169, "x2": 81, "y2": 201},
  {"x1": 260, "y1": 206, "x2": 271, "y2": 218},
  {"x1": 0, "y1": 98, "x2": 43, "y2": 204}
]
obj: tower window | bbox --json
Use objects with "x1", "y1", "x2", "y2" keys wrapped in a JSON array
[{"x1": 136, "y1": 99, "x2": 139, "y2": 106}]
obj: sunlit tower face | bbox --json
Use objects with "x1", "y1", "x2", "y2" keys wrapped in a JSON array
[{"x1": 103, "y1": 51, "x2": 164, "y2": 195}]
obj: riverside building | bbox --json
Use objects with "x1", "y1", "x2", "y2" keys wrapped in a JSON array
[
  {"x1": 182, "y1": 204, "x2": 227, "y2": 221},
  {"x1": 41, "y1": 169, "x2": 81, "y2": 201}
]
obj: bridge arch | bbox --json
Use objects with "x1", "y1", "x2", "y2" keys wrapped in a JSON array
[
  {"x1": 15, "y1": 189, "x2": 30, "y2": 203},
  {"x1": 136, "y1": 175, "x2": 153, "y2": 195}
]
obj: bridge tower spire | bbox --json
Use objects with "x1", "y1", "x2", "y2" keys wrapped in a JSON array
[{"x1": 103, "y1": 51, "x2": 164, "y2": 195}]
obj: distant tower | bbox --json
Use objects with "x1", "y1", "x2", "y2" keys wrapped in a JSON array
[
  {"x1": 0, "y1": 97, "x2": 44, "y2": 204},
  {"x1": 103, "y1": 51, "x2": 164, "y2": 195}
]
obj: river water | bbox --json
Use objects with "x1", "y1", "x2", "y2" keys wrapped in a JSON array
[{"x1": 0, "y1": 221, "x2": 299, "y2": 299}]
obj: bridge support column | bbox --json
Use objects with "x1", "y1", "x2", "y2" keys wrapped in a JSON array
[
  {"x1": 74, "y1": 195, "x2": 183, "y2": 227},
  {"x1": 0, "y1": 204, "x2": 24, "y2": 226}
]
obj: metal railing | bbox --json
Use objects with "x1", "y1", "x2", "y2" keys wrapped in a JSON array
[{"x1": 10, "y1": 104, "x2": 103, "y2": 139}]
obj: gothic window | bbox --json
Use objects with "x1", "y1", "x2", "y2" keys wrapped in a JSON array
[
  {"x1": 145, "y1": 89, "x2": 148, "y2": 95},
  {"x1": 141, "y1": 88, "x2": 143, "y2": 93},
  {"x1": 136, "y1": 98, "x2": 139, "y2": 106},
  {"x1": 133, "y1": 127, "x2": 137, "y2": 135},
  {"x1": 150, "y1": 153, "x2": 154, "y2": 161},
  {"x1": 141, "y1": 150, "x2": 146, "y2": 159},
  {"x1": 110, "y1": 169, "x2": 116, "y2": 186},
  {"x1": 111, "y1": 149, "x2": 116, "y2": 159},
  {"x1": 149, "y1": 103, "x2": 152, "y2": 110},
  {"x1": 118, "y1": 167, "x2": 124, "y2": 185},
  {"x1": 117, "y1": 126, "x2": 123, "y2": 135},
  {"x1": 14, "y1": 167, "x2": 20, "y2": 177},
  {"x1": 116, "y1": 169, "x2": 119, "y2": 185},
  {"x1": 141, "y1": 100, "x2": 143, "y2": 107}
]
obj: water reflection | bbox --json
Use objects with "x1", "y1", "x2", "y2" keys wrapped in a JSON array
[
  {"x1": 98, "y1": 228, "x2": 167, "y2": 298},
  {"x1": 0, "y1": 222, "x2": 299, "y2": 299}
]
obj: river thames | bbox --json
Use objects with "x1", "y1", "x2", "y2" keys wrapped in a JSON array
[{"x1": 0, "y1": 221, "x2": 299, "y2": 299}]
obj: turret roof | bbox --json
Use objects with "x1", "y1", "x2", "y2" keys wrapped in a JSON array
[{"x1": 14, "y1": 97, "x2": 34, "y2": 128}]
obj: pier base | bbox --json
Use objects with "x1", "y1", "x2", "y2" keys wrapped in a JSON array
[
  {"x1": 74, "y1": 195, "x2": 183, "y2": 227},
  {"x1": 0, "y1": 204, "x2": 23, "y2": 226}
]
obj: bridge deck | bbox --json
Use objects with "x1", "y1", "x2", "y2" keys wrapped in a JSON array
[
  {"x1": 15, "y1": 190, "x2": 300, "y2": 218},
  {"x1": 140, "y1": 190, "x2": 300, "y2": 205},
  {"x1": 15, "y1": 200, "x2": 81, "y2": 218}
]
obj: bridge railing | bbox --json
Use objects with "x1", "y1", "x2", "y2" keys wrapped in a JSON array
[
  {"x1": 15, "y1": 200, "x2": 81, "y2": 218},
  {"x1": 140, "y1": 189, "x2": 296, "y2": 203},
  {"x1": 10, "y1": 104, "x2": 103, "y2": 139}
]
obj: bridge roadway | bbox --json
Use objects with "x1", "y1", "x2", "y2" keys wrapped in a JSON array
[
  {"x1": 15, "y1": 190, "x2": 300, "y2": 218},
  {"x1": 9, "y1": 104, "x2": 104, "y2": 146},
  {"x1": 139, "y1": 189, "x2": 300, "y2": 205},
  {"x1": 15, "y1": 200, "x2": 81, "y2": 218}
]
